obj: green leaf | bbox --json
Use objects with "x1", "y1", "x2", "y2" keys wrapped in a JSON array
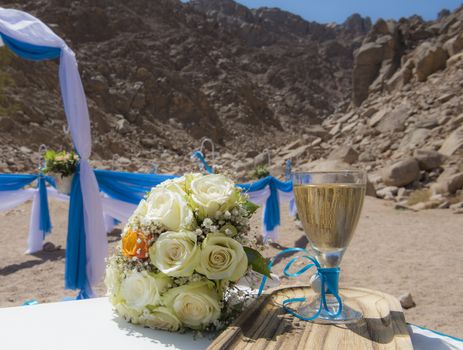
[
  {"x1": 244, "y1": 246, "x2": 271, "y2": 278},
  {"x1": 243, "y1": 201, "x2": 259, "y2": 216}
]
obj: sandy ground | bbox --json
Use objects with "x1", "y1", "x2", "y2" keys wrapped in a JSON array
[{"x1": 0, "y1": 197, "x2": 462, "y2": 337}]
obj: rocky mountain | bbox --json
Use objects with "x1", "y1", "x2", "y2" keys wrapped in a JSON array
[
  {"x1": 0, "y1": 0, "x2": 462, "y2": 210},
  {"x1": 0, "y1": 0, "x2": 369, "y2": 173},
  {"x1": 310, "y1": 6, "x2": 463, "y2": 210}
]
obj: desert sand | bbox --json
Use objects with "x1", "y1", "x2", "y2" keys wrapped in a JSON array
[{"x1": 0, "y1": 197, "x2": 462, "y2": 337}]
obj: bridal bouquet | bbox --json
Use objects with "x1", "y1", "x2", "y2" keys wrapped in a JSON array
[{"x1": 105, "y1": 173, "x2": 269, "y2": 332}]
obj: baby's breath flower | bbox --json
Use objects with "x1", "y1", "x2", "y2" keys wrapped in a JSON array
[{"x1": 202, "y1": 218, "x2": 213, "y2": 228}]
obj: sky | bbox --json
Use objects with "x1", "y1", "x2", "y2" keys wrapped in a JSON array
[{"x1": 233, "y1": 0, "x2": 463, "y2": 23}]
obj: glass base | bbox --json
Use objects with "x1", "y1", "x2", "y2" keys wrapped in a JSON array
[{"x1": 295, "y1": 295, "x2": 363, "y2": 324}]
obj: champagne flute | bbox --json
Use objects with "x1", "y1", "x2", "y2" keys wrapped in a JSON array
[{"x1": 292, "y1": 170, "x2": 366, "y2": 324}]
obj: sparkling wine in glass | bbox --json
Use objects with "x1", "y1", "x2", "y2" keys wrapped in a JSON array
[{"x1": 292, "y1": 171, "x2": 366, "y2": 323}]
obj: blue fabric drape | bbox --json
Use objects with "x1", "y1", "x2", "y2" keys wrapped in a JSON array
[
  {"x1": 38, "y1": 174, "x2": 52, "y2": 236},
  {"x1": 65, "y1": 165, "x2": 88, "y2": 293},
  {"x1": 237, "y1": 176, "x2": 271, "y2": 193},
  {"x1": 0, "y1": 173, "x2": 53, "y2": 236},
  {"x1": 45, "y1": 175, "x2": 56, "y2": 188},
  {"x1": 239, "y1": 176, "x2": 293, "y2": 233},
  {"x1": 0, "y1": 174, "x2": 37, "y2": 190},
  {"x1": 95, "y1": 170, "x2": 176, "y2": 205},
  {"x1": 95, "y1": 170, "x2": 292, "y2": 235},
  {"x1": 0, "y1": 33, "x2": 61, "y2": 61}
]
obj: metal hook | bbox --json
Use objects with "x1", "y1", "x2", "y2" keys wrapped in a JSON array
[
  {"x1": 150, "y1": 162, "x2": 158, "y2": 174},
  {"x1": 263, "y1": 148, "x2": 271, "y2": 167},
  {"x1": 62, "y1": 124, "x2": 70, "y2": 135},
  {"x1": 200, "y1": 137, "x2": 215, "y2": 162},
  {"x1": 38, "y1": 144, "x2": 47, "y2": 170}
]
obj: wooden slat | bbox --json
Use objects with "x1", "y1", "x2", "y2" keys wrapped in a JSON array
[{"x1": 208, "y1": 286, "x2": 413, "y2": 350}]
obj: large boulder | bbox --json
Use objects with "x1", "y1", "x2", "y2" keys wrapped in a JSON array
[
  {"x1": 328, "y1": 146, "x2": 359, "y2": 164},
  {"x1": 413, "y1": 149, "x2": 445, "y2": 170},
  {"x1": 431, "y1": 172, "x2": 463, "y2": 194},
  {"x1": 381, "y1": 158, "x2": 420, "y2": 187},
  {"x1": 386, "y1": 59, "x2": 414, "y2": 91},
  {"x1": 281, "y1": 145, "x2": 310, "y2": 161},
  {"x1": 399, "y1": 128, "x2": 430, "y2": 151},
  {"x1": 253, "y1": 152, "x2": 270, "y2": 166},
  {"x1": 300, "y1": 159, "x2": 352, "y2": 172},
  {"x1": 352, "y1": 19, "x2": 400, "y2": 106},
  {"x1": 414, "y1": 43, "x2": 448, "y2": 81},
  {"x1": 376, "y1": 103, "x2": 410, "y2": 132},
  {"x1": 305, "y1": 125, "x2": 330, "y2": 141},
  {"x1": 368, "y1": 108, "x2": 388, "y2": 127},
  {"x1": 443, "y1": 33, "x2": 463, "y2": 57},
  {"x1": 439, "y1": 126, "x2": 463, "y2": 156}
]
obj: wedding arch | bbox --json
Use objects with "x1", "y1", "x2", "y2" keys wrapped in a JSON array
[
  {"x1": 0, "y1": 8, "x2": 106, "y2": 297},
  {"x1": 0, "y1": 8, "x2": 295, "y2": 299}
]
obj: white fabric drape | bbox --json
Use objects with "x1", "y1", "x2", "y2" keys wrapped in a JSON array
[
  {"x1": 26, "y1": 187, "x2": 70, "y2": 254},
  {"x1": 47, "y1": 186, "x2": 70, "y2": 202},
  {"x1": 27, "y1": 189, "x2": 42, "y2": 254},
  {"x1": 26, "y1": 187, "x2": 130, "y2": 254},
  {"x1": 245, "y1": 188, "x2": 273, "y2": 241},
  {"x1": 246, "y1": 187, "x2": 271, "y2": 207},
  {"x1": 257, "y1": 189, "x2": 295, "y2": 241},
  {"x1": 278, "y1": 188, "x2": 296, "y2": 216},
  {"x1": 0, "y1": 8, "x2": 106, "y2": 288},
  {"x1": 101, "y1": 196, "x2": 137, "y2": 224},
  {"x1": 59, "y1": 39, "x2": 106, "y2": 288},
  {"x1": 0, "y1": 189, "x2": 35, "y2": 213}
]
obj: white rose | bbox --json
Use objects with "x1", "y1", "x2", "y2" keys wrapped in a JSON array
[
  {"x1": 157, "y1": 178, "x2": 187, "y2": 196},
  {"x1": 145, "y1": 187, "x2": 194, "y2": 231},
  {"x1": 183, "y1": 173, "x2": 202, "y2": 191},
  {"x1": 128, "y1": 199, "x2": 148, "y2": 225},
  {"x1": 104, "y1": 260, "x2": 122, "y2": 300},
  {"x1": 164, "y1": 280, "x2": 221, "y2": 329},
  {"x1": 115, "y1": 302, "x2": 142, "y2": 324},
  {"x1": 196, "y1": 233, "x2": 248, "y2": 281},
  {"x1": 119, "y1": 270, "x2": 170, "y2": 312},
  {"x1": 139, "y1": 307, "x2": 181, "y2": 332},
  {"x1": 149, "y1": 231, "x2": 200, "y2": 277},
  {"x1": 190, "y1": 174, "x2": 239, "y2": 217}
]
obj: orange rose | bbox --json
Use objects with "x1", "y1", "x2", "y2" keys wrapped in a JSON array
[{"x1": 122, "y1": 230, "x2": 150, "y2": 259}]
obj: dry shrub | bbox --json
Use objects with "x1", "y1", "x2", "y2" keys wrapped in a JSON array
[{"x1": 407, "y1": 189, "x2": 431, "y2": 205}]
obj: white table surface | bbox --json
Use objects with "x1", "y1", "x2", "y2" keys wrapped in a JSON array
[
  {"x1": 0, "y1": 297, "x2": 461, "y2": 350},
  {"x1": 0, "y1": 297, "x2": 212, "y2": 350}
]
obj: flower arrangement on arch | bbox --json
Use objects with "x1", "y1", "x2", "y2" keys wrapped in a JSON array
[
  {"x1": 42, "y1": 149, "x2": 79, "y2": 178},
  {"x1": 105, "y1": 173, "x2": 269, "y2": 332},
  {"x1": 42, "y1": 149, "x2": 79, "y2": 194}
]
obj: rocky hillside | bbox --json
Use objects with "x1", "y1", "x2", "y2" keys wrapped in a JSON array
[
  {"x1": 0, "y1": 0, "x2": 370, "y2": 173},
  {"x1": 0, "y1": 0, "x2": 462, "y2": 210},
  {"x1": 302, "y1": 6, "x2": 463, "y2": 210}
]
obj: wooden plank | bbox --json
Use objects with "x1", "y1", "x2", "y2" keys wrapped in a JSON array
[{"x1": 208, "y1": 286, "x2": 413, "y2": 350}]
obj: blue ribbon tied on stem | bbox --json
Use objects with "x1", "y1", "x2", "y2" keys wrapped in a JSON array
[{"x1": 258, "y1": 247, "x2": 343, "y2": 321}]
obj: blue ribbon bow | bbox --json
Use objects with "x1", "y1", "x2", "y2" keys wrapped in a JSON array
[
  {"x1": 258, "y1": 247, "x2": 343, "y2": 321},
  {"x1": 192, "y1": 150, "x2": 214, "y2": 174}
]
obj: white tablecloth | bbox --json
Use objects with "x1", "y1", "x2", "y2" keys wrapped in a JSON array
[
  {"x1": 0, "y1": 298, "x2": 211, "y2": 350},
  {"x1": 0, "y1": 298, "x2": 461, "y2": 349}
]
